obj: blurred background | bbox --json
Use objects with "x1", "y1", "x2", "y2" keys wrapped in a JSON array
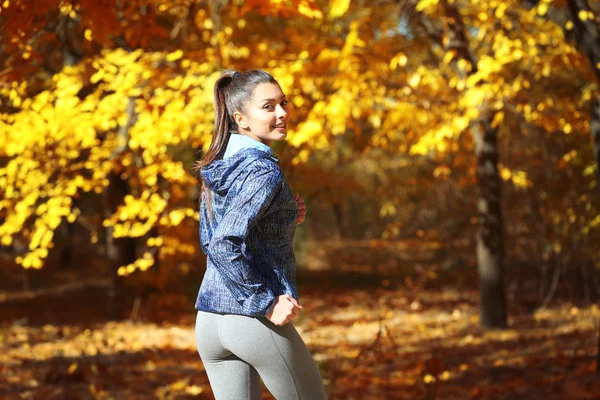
[{"x1": 1, "y1": 0, "x2": 599, "y2": 399}]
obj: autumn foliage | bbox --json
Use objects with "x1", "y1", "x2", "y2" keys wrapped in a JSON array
[
  {"x1": 1, "y1": 0, "x2": 600, "y2": 397},
  {"x1": 1, "y1": 0, "x2": 598, "y2": 270}
]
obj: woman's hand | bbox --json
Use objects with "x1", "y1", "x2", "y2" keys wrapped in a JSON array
[
  {"x1": 266, "y1": 294, "x2": 303, "y2": 326},
  {"x1": 295, "y1": 194, "x2": 306, "y2": 225}
]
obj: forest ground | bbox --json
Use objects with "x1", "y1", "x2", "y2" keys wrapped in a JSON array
[{"x1": 0, "y1": 239, "x2": 598, "y2": 400}]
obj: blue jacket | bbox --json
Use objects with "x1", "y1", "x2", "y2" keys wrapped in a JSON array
[{"x1": 195, "y1": 134, "x2": 299, "y2": 317}]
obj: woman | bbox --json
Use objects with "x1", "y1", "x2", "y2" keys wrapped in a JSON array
[{"x1": 194, "y1": 69, "x2": 327, "y2": 400}]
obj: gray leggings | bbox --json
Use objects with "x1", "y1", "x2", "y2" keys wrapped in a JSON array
[{"x1": 195, "y1": 311, "x2": 327, "y2": 400}]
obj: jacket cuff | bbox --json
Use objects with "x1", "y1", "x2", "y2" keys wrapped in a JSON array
[
  {"x1": 264, "y1": 297, "x2": 277, "y2": 317},
  {"x1": 241, "y1": 286, "x2": 275, "y2": 317}
]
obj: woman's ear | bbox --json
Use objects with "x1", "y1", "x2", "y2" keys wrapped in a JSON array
[{"x1": 233, "y1": 111, "x2": 248, "y2": 129}]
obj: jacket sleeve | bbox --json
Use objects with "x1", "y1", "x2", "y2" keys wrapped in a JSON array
[{"x1": 206, "y1": 164, "x2": 282, "y2": 316}]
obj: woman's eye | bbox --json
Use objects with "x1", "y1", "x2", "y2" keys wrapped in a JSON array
[{"x1": 263, "y1": 100, "x2": 287, "y2": 110}]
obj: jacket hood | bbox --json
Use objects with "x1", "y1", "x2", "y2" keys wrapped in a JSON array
[{"x1": 200, "y1": 146, "x2": 278, "y2": 196}]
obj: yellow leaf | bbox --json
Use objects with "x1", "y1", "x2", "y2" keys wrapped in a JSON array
[
  {"x1": 433, "y1": 165, "x2": 451, "y2": 178},
  {"x1": 416, "y1": 0, "x2": 438, "y2": 12},
  {"x1": 380, "y1": 201, "x2": 396, "y2": 217},
  {"x1": 171, "y1": 379, "x2": 189, "y2": 391},
  {"x1": 495, "y1": 5, "x2": 506, "y2": 18},
  {"x1": 457, "y1": 59, "x2": 470, "y2": 71},
  {"x1": 491, "y1": 111, "x2": 504, "y2": 128},
  {"x1": 512, "y1": 171, "x2": 531, "y2": 188},
  {"x1": 298, "y1": 2, "x2": 323, "y2": 19},
  {"x1": 408, "y1": 73, "x2": 421, "y2": 88},
  {"x1": 443, "y1": 51, "x2": 454, "y2": 65},
  {"x1": 185, "y1": 385, "x2": 204, "y2": 395},
  {"x1": 68, "y1": 363, "x2": 78, "y2": 374},
  {"x1": 90, "y1": 70, "x2": 104, "y2": 84},
  {"x1": 369, "y1": 114, "x2": 381, "y2": 129},
  {"x1": 390, "y1": 53, "x2": 408, "y2": 70},
  {"x1": 166, "y1": 49, "x2": 183, "y2": 62},
  {"x1": 329, "y1": 0, "x2": 351, "y2": 18},
  {"x1": 409, "y1": 142, "x2": 429, "y2": 156}
]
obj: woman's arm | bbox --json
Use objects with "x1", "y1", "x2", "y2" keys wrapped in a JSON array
[{"x1": 207, "y1": 164, "x2": 282, "y2": 317}]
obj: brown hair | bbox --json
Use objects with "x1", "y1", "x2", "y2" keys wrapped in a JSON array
[{"x1": 195, "y1": 69, "x2": 278, "y2": 209}]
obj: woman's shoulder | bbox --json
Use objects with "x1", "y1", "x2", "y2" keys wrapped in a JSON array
[
  {"x1": 229, "y1": 153, "x2": 283, "y2": 195},
  {"x1": 235, "y1": 148, "x2": 282, "y2": 175}
]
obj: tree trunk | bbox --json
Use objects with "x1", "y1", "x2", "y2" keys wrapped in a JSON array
[
  {"x1": 103, "y1": 172, "x2": 137, "y2": 320},
  {"x1": 103, "y1": 173, "x2": 126, "y2": 320},
  {"x1": 103, "y1": 97, "x2": 138, "y2": 320},
  {"x1": 439, "y1": 0, "x2": 507, "y2": 328},
  {"x1": 332, "y1": 202, "x2": 344, "y2": 238},
  {"x1": 472, "y1": 112, "x2": 508, "y2": 328},
  {"x1": 58, "y1": 220, "x2": 76, "y2": 268}
]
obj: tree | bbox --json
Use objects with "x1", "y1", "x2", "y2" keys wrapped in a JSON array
[{"x1": 1, "y1": 0, "x2": 598, "y2": 326}]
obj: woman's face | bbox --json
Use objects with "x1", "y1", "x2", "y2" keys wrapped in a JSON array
[{"x1": 234, "y1": 82, "x2": 289, "y2": 146}]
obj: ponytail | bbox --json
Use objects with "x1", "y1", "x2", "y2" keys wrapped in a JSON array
[
  {"x1": 194, "y1": 70, "x2": 236, "y2": 174},
  {"x1": 194, "y1": 71, "x2": 236, "y2": 216}
]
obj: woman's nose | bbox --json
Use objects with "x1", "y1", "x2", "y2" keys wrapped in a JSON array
[{"x1": 276, "y1": 104, "x2": 288, "y2": 118}]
